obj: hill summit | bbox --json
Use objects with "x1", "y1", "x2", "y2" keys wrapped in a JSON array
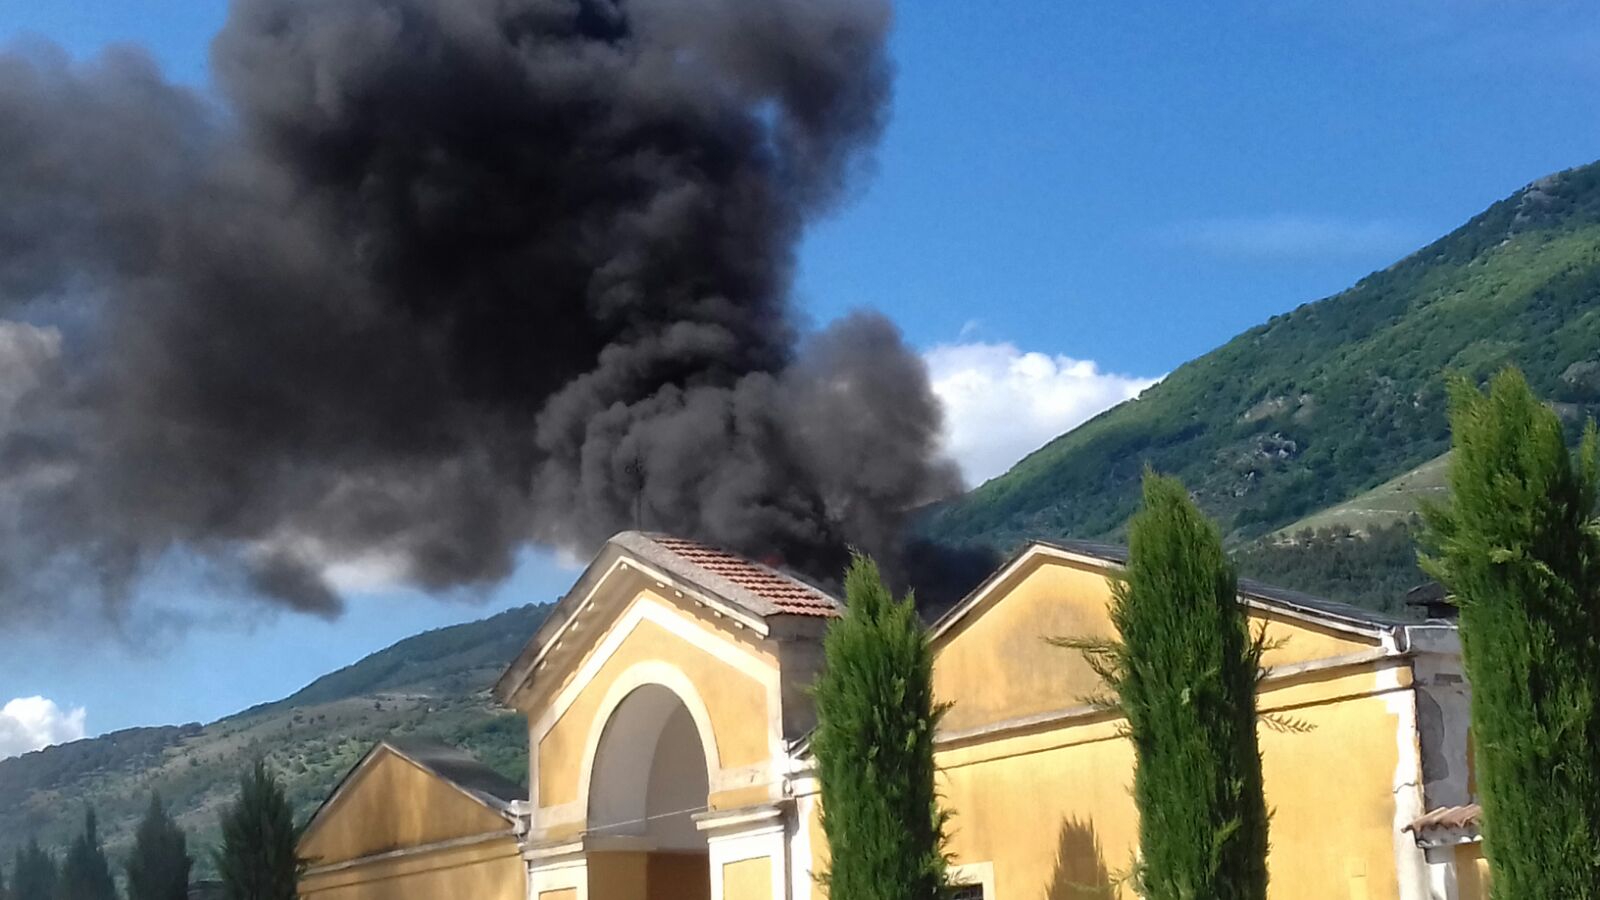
[{"x1": 925, "y1": 160, "x2": 1600, "y2": 555}]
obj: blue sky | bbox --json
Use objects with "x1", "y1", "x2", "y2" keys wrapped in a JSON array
[{"x1": 2, "y1": 0, "x2": 1599, "y2": 750}]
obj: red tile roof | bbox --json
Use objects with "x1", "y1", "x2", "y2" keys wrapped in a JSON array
[
  {"x1": 1405, "y1": 803, "x2": 1483, "y2": 834},
  {"x1": 647, "y1": 535, "x2": 840, "y2": 617}
]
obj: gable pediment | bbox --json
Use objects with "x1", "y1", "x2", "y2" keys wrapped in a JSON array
[
  {"x1": 930, "y1": 542, "x2": 1401, "y2": 735},
  {"x1": 299, "y1": 744, "x2": 519, "y2": 867},
  {"x1": 495, "y1": 532, "x2": 831, "y2": 712}
]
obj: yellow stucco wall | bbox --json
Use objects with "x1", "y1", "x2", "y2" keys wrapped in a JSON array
[
  {"x1": 1455, "y1": 844, "x2": 1490, "y2": 900},
  {"x1": 297, "y1": 746, "x2": 525, "y2": 900},
  {"x1": 588, "y1": 851, "x2": 649, "y2": 899},
  {"x1": 299, "y1": 837, "x2": 523, "y2": 900},
  {"x1": 1255, "y1": 670, "x2": 1410, "y2": 898},
  {"x1": 722, "y1": 857, "x2": 773, "y2": 900},
  {"x1": 805, "y1": 551, "x2": 1414, "y2": 900},
  {"x1": 299, "y1": 750, "x2": 513, "y2": 866},
  {"x1": 937, "y1": 717, "x2": 1137, "y2": 900},
  {"x1": 586, "y1": 851, "x2": 709, "y2": 900},
  {"x1": 805, "y1": 665, "x2": 1411, "y2": 900},
  {"x1": 933, "y1": 552, "x2": 1380, "y2": 733},
  {"x1": 934, "y1": 556, "x2": 1120, "y2": 733},
  {"x1": 533, "y1": 590, "x2": 775, "y2": 810}
]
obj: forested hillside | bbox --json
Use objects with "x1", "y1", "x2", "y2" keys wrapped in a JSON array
[
  {"x1": 926, "y1": 162, "x2": 1600, "y2": 574},
  {"x1": 0, "y1": 603, "x2": 548, "y2": 877}
]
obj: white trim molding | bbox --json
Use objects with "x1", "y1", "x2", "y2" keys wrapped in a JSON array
[
  {"x1": 524, "y1": 839, "x2": 588, "y2": 900},
  {"x1": 1383, "y1": 663, "x2": 1432, "y2": 900},
  {"x1": 788, "y1": 794, "x2": 818, "y2": 900},
  {"x1": 948, "y1": 860, "x2": 996, "y2": 900},
  {"x1": 699, "y1": 804, "x2": 791, "y2": 900}
]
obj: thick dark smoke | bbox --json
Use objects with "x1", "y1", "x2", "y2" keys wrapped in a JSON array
[{"x1": 0, "y1": 0, "x2": 968, "y2": 624}]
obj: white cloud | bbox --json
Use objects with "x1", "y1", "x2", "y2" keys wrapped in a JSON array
[
  {"x1": 925, "y1": 342, "x2": 1159, "y2": 486},
  {"x1": 319, "y1": 551, "x2": 413, "y2": 595},
  {"x1": 1170, "y1": 214, "x2": 1424, "y2": 260},
  {"x1": 0, "y1": 696, "x2": 88, "y2": 759}
]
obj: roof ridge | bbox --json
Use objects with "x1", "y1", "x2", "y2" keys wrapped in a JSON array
[
  {"x1": 631, "y1": 532, "x2": 840, "y2": 618},
  {"x1": 1035, "y1": 538, "x2": 1411, "y2": 629},
  {"x1": 379, "y1": 736, "x2": 527, "y2": 808}
]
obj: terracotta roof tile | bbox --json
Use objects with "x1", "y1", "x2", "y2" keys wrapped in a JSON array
[
  {"x1": 647, "y1": 535, "x2": 840, "y2": 617},
  {"x1": 1405, "y1": 803, "x2": 1483, "y2": 834}
]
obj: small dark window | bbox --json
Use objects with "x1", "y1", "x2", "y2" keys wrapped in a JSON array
[{"x1": 949, "y1": 885, "x2": 985, "y2": 900}]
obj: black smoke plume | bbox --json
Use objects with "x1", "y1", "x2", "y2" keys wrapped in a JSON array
[{"x1": 0, "y1": 0, "x2": 968, "y2": 623}]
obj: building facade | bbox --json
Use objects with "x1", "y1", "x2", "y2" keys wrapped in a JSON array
[
  {"x1": 492, "y1": 532, "x2": 1481, "y2": 900},
  {"x1": 298, "y1": 738, "x2": 528, "y2": 900},
  {"x1": 303, "y1": 530, "x2": 1487, "y2": 899}
]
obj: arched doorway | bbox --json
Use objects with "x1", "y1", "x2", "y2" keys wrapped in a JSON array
[{"x1": 587, "y1": 684, "x2": 713, "y2": 900}]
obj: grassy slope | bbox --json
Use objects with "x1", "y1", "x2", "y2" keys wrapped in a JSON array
[
  {"x1": 925, "y1": 162, "x2": 1600, "y2": 552},
  {"x1": 1275, "y1": 452, "x2": 1450, "y2": 536},
  {"x1": 0, "y1": 603, "x2": 548, "y2": 876}
]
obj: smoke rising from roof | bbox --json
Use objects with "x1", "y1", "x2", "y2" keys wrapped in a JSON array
[{"x1": 0, "y1": 0, "x2": 967, "y2": 623}]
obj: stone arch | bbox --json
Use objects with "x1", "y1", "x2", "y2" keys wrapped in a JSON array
[
  {"x1": 578, "y1": 661, "x2": 723, "y2": 833},
  {"x1": 583, "y1": 672, "x2": 718, "y2": 900}
]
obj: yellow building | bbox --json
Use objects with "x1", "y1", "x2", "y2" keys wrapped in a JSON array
[
  {"x1": 308, "y1": 530, "x2": 1487, "y2": 899},
  {"x1": 298, "y1": 738, "x2": 528, "y2": 900}
]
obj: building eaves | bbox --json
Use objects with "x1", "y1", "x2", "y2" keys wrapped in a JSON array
[
  {"x1": 1404, "y1": 803, "x2": 1483, "y2": 847},
  {"x1": 298, "y1": 737, "x2": 523, "y2": 851},
  {"x1": 1036, "y1": 538, "x2": 1410, "y2": 630},
  {"x1": 933, "y1": 537, "x2": 1410, "y2": 642},
  {"x1": 382, "y1": 736, "x2": 527, "y2": 811}
]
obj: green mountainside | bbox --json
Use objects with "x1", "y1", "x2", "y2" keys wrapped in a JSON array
[
  {"x1": 926, "y1": 161, "x2": 1600, "y2": 606},
  {"x1": 1275, "y1": 452, "x2": 1451, "y2": 536},
  {"x1": 13, "y1": 159, "x2": 1600, "y2": 880},
  {"x1": 0, "y1": 603, "x2": 548, "y2": 876}
]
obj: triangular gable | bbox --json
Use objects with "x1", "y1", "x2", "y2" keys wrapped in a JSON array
[
  {"x1": 930, "y1": 541, "x2": 1404, "y2": 735},
  {"x1": 299, "y1": 742, "x2": 520, "y2": 867},
  {"x1": 934, "y1": 539, "x2": 1402, "y2": 645},
  {"x1": 494, "y1": 532, "x2": 836, "y2": 708}
]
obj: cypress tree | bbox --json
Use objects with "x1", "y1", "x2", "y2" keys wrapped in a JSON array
[
  {"x1": 811, "y1": 554, "x2": 949, "y2": 900},
  {"x1": 215, "y1": 761, "x2": 301, "y2": 900},
  {"x1": 54, "y1": 810, "x2": 117, "y2": 900},
  {"x1": 12, "y1": 840, "x2": 58, "y2": 900},
  {"x1": 1056, "y1": 472, "x2": 1269, "y2": 900},
  {"x1": 126, "y1": 794, "x2": 192, "y2": 900},
  {"x1": 1419, "y1": 368, "x2": 1600, "y2": 898}
]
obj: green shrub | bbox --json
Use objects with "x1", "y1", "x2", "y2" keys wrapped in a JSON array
[
  {"x1": 215, "y1": 762, "x2": 301, "y2": 900},
  {"x1": 126, "y1": 794, "x2": 192, "y2": 900},
  {"x1": 1420, "y1": 368, "x2": 1600, "y2": 898},
  {"x1": 1058, "y1": 473, "x2": 1269, "y2": 900},
  {"x1": 811, "y1": 555, "x2": 949, "y2": 900}
]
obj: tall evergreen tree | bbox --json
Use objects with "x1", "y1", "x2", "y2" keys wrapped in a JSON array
[
  {"x1": 126, "y1": 794, "x2": 192, "y2": 900},
  {"x1": 1420, "y1": 367, "x2": 1600, "y2": 898},
  {"x1": 214, "y1": 761, "x2": 301, "y2": 900},
  {"x1": 1057, "y1": 472, "x2": 1269, "y2": 900},
  {"x1": 55, "y1": 810, "x2": 118, "y2": 900},
  {"x1": 811, "y1": 554, "x2": 949, "y2": 900},
  {"x1": 12, "y1": 840, "x2": 58, "y2": 900}
]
